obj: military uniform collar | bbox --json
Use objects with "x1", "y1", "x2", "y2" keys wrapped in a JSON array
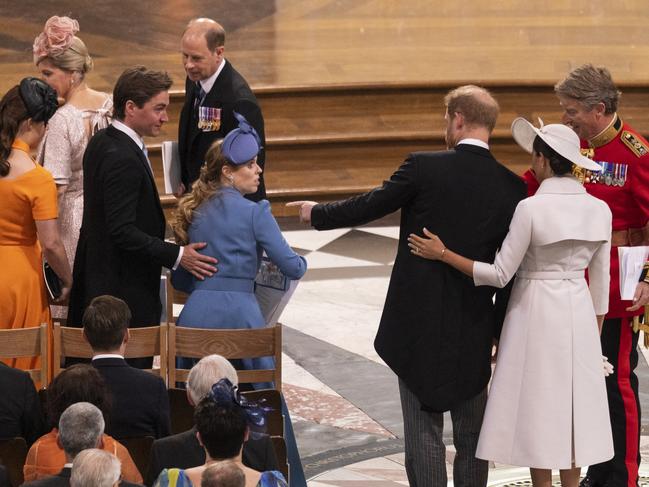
[{"x1": 588, "y1": 113, "x2": 622, "y2": 148}]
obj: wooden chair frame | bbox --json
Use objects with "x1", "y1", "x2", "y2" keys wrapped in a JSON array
[
  {"x1": 168, "y1": 323, "x2": 282, "y2": 391},
  {"x1": 52, "y1": 323, "x2": 168, "y2": 384},
  {"x1": 0, "y1": 324, "x2": 48, "y2": 384}
]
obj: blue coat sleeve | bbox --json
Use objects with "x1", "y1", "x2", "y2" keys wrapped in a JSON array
[{"x1": 252, "y1": 201, "x2": 307, "y2": 279}]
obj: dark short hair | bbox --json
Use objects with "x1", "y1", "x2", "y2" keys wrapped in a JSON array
[
  {"x1": 46, "y1": 364, "x2": 111, "y2": 429},
  {"x1": 533, "y1": 136, "x2": 573, "y2": 176},
  {"x1": 112, "y1": 65, "x2": 172, "y2": 120},
  {"x1": 82, "y1": 295, "x2": 130, "y2": 351},
  {"x1": 204, "y1": 25, "x2": 225, "y2": 51},
  {"x1": 194, "y1": 398, "x2": 247, "y2": 459}
]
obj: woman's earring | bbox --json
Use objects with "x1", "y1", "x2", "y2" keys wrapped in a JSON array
[{"x1": 228, "y1": 175, "x2": 234, "y2": 185}]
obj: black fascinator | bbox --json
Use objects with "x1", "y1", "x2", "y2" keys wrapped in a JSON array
[{"x1": 19, "y1": 77, "x2": 58, "y2": 123}]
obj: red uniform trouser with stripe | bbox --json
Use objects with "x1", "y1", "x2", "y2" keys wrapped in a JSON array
[{"x1": 586, "y1": 318, "x2": 641, "y2": 487}]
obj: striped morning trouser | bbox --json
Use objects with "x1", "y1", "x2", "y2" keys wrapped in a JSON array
[
  {"x1": 586, "y1": 318, "x2": 641, "y2": 487},
  {"x1": 399, "y1": 378, "x2": 488, "y2": 487}
]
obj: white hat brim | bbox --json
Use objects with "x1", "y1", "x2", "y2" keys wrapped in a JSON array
[{"x1": 511, "y1": 117, "x2": 602, "y2": 172}]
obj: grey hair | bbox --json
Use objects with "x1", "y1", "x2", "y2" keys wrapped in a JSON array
[
  {"x1": 201, "y1": 460, "x2": 245, "y2": 487},
  {"x1": 58, "y1": 402, "x2": 105, "y2": 459},
  {"x1": 187, "y1": 354, "x2": 238, "y2": 404},
  {"x1": 70, "y1": 449, "x2": 121, "y2": 487},
  {"x1": 554, "y1": 64, "x2": 621, "y2": 114}
]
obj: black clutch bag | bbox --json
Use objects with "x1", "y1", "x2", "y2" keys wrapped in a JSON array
[{"x1": 43, "y1": 261, "x2": 62, "y2": 300}]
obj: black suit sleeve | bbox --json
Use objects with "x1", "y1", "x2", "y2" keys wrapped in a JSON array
[
  {"x1": 145, "y1": 441, "x2": 162, "y2": 487},
  {"x1": 21, "y1": 374, "x2": 45, "y2": 445},
  {"x1": 312, "y1": 155, "x2": 418, "y2": 230},
  {"x1": 102, "y1": 154, "x2": 179, "y2": 268}
]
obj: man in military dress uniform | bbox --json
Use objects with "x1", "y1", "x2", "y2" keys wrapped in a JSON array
[{"x1": 524, "y1": 64, "x2": 649, "y2": 487}]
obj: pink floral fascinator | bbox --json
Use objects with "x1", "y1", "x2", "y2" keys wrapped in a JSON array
[{"x1": 33, "y1": 16, "x2": 80, "y2": 62}]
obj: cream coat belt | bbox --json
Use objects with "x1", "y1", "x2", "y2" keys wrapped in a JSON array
[{"x1": 516, "y1": 270, "x2": 584, "y2": 280}]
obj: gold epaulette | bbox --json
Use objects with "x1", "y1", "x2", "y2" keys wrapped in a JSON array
[{"x1": 621, "y1": 130, "x2": 649, "y2": 157}]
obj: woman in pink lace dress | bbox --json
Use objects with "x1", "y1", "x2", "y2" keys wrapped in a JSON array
[{"x1": 33, "y1": 16, "x2": 112, "y2": 320}]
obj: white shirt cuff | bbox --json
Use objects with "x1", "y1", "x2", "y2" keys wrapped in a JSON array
[{"x1": 172, "y1": 246, "x2": 184, "y2": 270}]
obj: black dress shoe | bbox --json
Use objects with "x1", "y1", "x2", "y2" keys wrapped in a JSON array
[{"x1": 579, "y1": 476, "x2": 602, "y2": 487}]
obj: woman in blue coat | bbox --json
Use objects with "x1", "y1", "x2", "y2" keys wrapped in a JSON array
[
  {"x1": 171, "y1": 113, "x2": 306, "y2": 362},
  {"x1": 171, "y1": 113, "x2": 308, "y2": 486}
]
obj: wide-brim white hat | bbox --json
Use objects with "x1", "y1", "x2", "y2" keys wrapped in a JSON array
[{"x1": 511, "y1": 117, "x2": 602, "y2": 172}]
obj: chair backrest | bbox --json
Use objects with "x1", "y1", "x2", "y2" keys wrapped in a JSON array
[
  {"x1": 53, "y1": 324, "x2": 168, "y2": 384},
  {"x1": 0, "y1": 437, "x2": 28, "y2": 487},
  {"x1": 167, "y1": 323, "x2": 282, "y2": 390},
  {"x1": 0, "y1": 324, "x2": 48, "y2": 385},
  {"x1": 167, "y1": 387, "x2": 195, "y2": 435},
  {"x1": 241, "y1": 389, "x2": 284, "y2": 437},
  {"x1": 118, "y1": 436, "x2": 154, "y2": 480},
  {"x1": 165, "y1": 271, "x2": 188, "y2": 325},
  {"x1": 270, "y1": 436, "x2": 289, "y2": 483}
]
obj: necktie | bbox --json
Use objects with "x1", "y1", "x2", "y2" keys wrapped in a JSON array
[
  {"x1": 142, "y1": 145, "x2": 153, "y2": 175},
  {"x1": 194, "y1": 82, "x2": 206, "y2": 109}
]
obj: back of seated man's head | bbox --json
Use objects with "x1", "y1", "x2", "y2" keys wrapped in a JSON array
[
  {"x1": 201, "y1": 460, "x2": 245, "y2": 487},
  {"x1": 82, "y1": 295, "x2": 131, "y2": 353},
  {"x1": 70, "y1": 449, "x2": 121, "y2": 487},
  {"x1": 58, "y1": 402, "x2": 105, "y2": 461},
  {"x1": 187, "y1": 354, "x2": 239, "y2": 406}
]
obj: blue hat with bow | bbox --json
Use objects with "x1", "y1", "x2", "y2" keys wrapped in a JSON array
[{"x1": 221, "y1": 112, "x2": 262, "y2": 165}]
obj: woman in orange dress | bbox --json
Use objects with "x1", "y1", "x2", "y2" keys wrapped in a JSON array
[{"x1": 0, "y1": 78, "x2": 72, "y2": 371}]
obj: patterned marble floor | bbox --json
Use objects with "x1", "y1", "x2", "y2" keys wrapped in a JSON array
[{"x1": 272, "y1": 214, "x2": 649, "y2": 485}]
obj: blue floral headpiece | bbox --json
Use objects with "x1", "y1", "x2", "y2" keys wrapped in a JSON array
[
  {"x1": 208, "y1": 378, "x2": 272, "y2": 436},
  {"x1": 221, "y1": 112, "x2": 262, "y2": 165}
]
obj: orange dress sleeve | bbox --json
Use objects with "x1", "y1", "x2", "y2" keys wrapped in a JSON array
[
  {"x1": 23, "y1": 430, "x2": 64, "y2": 481},
  {"x1": 30, "y1": 166, "x2": 58, "y2": 221}
]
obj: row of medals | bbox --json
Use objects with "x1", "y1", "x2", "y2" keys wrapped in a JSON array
[
  {"x1": 198, "y1": 106, "x2": 221, "y2": 131},
  {"x1": 582, "y1": 162, "x2": 628, "y2": 186}
]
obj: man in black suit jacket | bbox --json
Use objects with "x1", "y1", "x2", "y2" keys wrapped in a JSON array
[
  {"x1": 146, "y1": 355, "x2": 277, "y2": 486},
  {"x1": 23, "y1": 403, "x2": 142, "y2": 487},
  {"x1": 177, "y1": 18, "x2": 266, "y2": 201},
  {"x1": 290, "y1": 85, "x2": 526, "y2": 487},
  {"x1": 82, "y1": 295, "x2": 170, "y2": 439},
  {"x1": 0, "y1": 363, "x2": 44, "y2": 445},
  {"x1": 67, "y1": 67, "x2": 216, "y2": 356}
]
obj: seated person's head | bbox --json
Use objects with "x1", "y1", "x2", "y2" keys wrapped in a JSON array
[
  {"x1": 47, "y1": 364, "x2": 111, "y2": 429},
  {"x1": 194, "y1": 380, "x2": 251, "y2": 461},
  {"x1": 70, "y1": 449, "x2": 121, "y2": 487},
  {"x1": 58, "y1": 402, "x2": 105, "y2": 461},
  {"x1": 187, "y1": 354, "x2": 238, "y2": 406},
  {"x1": 82, "y1": 295, "x2": 131, "y2": 353},
  {"x1": 201, "y1": 461, "x2": 245, "y2": 487}
]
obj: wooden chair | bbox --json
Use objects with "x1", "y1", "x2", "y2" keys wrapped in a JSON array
[
  {"x1": 270, "y1": 436, "x2": 289, "y2": 482},
  {"x1": 0, "y1": 324, "x2": 48, "y2": 385},
  {"x1": 167, "y1": 323, "x2": 282, "y2": 390},
  {"x1": 167, "y1": 387, "x2": 195, "y2": 435},
  {"x1": 164, "y1": 271, "x2": 188, "y2": 325},
  {"x1": 118, "y1": 436, "x2": 154, "y2": 480},
  {"x1": 241, "y1": 389, "x2": 284, "y2": 437},
  {"x1": 0, "y1": 437, "x2": 28, "y2": 487},
  {"x1": 52, "y1": 324, "x2": 168, "y2": 384}
]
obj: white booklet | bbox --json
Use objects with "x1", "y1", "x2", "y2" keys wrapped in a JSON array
[
  {"x1": 618, "y1": 246, "x2": 649, "y2": 300},
  {"x1": 161, "y1": 141, "x2": 181, "y2": 195},
  {"x1": 255, "y1": 257, "x2": 299, "y2": 326}
]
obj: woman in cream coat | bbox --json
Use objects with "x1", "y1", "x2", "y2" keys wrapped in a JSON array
[{"x1": 408, "y1": 118, "x2": 614, "y2": 487}]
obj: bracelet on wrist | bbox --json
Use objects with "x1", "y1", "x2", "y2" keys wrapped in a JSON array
[{"x1": 440, "y1": 247, "x2": 447, "y2": 260}]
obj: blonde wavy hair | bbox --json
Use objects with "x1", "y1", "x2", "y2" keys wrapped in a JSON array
[{"x1": 172, "y1": 140, "x2": 231, "y2": 245}]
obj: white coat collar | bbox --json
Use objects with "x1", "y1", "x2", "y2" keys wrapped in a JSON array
[{"x1": 536, "y1": 176, "x2": 585, "y2": 195}]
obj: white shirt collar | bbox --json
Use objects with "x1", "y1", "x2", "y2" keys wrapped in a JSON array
[
  {"x1": 457, "y1": 138, "x2": 489, "y2": 150},
  {"x1": 63, "y1": 463, "x2": 73, "y2": 468},
  {"x1": 92, "y1": 353, "x2": 125, "y2": 360},
  {"x1": 111, "y1": 119, "x2": 145, "y2": 151},
  {"x1": 199, "y1": 58, "x2": 226, "y2": 95}
]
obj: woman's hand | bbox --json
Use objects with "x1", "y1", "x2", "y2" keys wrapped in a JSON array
[
  {"x1": 54, "y1": 280, "x2": 72, "y2": 304},
  {"x1": 408, "y1": 228, "x2": 446, "y2": 260}
]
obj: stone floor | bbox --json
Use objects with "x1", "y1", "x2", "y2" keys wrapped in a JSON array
[{"x1": 271, "y1": 213, "x2": 649, "y2": 485}]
